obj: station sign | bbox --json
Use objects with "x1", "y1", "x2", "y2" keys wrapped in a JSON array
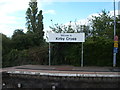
[{"x1": 48, "y1": 33, "x2": 85, "y2": 42}]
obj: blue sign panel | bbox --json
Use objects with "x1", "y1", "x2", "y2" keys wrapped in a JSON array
[{"x1": 113, "y1": 47, "x2": 118, "y2": 53}]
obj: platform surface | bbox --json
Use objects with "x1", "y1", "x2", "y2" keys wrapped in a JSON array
[{"x1": 1, "y1": 65, "x2": 120, "y2": 77}]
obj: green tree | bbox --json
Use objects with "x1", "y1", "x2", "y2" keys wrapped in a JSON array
[
  {"x1": 2, "y1": 34, "x2": 13, "y2": 67},
  {"x1": 12, "y1": 29, "x2": 25, "y2": 38},
  {"x1": 28, "y1": 45, "x2": 48, "y2": 65},
  {"x1": 116, "y1": 17, "x2": 120, "y2": 39},
  {"x1": 50, "y1": 21, "x2": 90, "y2": 38},
  {"x1": 86, "y1": 10, "x2": 120, "y2": 66},
  {"x1": 49, "y1": 10, "x2": 120, "y2": 66},
  {"x1": 12, "y1": 29, "x2": 28, "y2": 50},
  {"x1": 90, "y1": 10, "x2": 113, "y2": 39},
  {"x1": 2, "y1": 34, "x2": 12, "y2": 55},
  {"x1": 26, "y1": 0, "x2": 44, "y2": 46}
]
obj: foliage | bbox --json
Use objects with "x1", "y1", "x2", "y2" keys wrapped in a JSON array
[
  {"x1": 12, "y1": 29, "x2": 45, "y2": 50},
  {"x1": 49, "y1": 21, "x2": 90, "y2": 66},
  {"x1": 3, "y1": 49, "x2": 29, "y2": 67},
  {"x1": 12, "y1": 29, "x2": 25, "y2": 38},
  {"x1": 84, "y1": 37, "x2": 113, "y2": 66},
  {"x1": 89, "y1": 10, "x2": 114, "y2": 39},
  {"x1": 2, "y1": 1, "x2": 47, "y2": 67},
  {"x1": 2, "y1": 9, "x2": 120, "y2": 67},
  {"x1": 2, "y1": 34, "x2": 12, "y2": 55},
  {"x1": 26, "y1": 1, "x2": 44, "y2": 45},
  {"x1": 49, "y1": 21, "x2": 90, "y2": 36},
  {"x1": 28, "y1": 45, "x2": 48, "y2": 65},
  {"x1": 49, "y1": 10, "x2": 120, "y2": 67}
]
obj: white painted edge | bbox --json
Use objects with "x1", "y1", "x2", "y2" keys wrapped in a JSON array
[{"x1": 6, "y1": 71, "x2": 120, "y2": 78}]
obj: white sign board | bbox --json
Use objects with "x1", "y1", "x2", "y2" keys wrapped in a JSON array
[{"x1": 48, "y1": 33, "x2": 85, "y2": 42}]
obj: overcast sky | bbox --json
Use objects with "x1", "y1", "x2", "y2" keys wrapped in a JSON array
[{"x1": 0, "y1": 0, "x2": 119, "y2": 37}]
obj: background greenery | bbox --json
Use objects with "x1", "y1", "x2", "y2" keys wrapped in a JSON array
[{"x1": 1, "y1": 2, "x2": 120, "y2": 67}]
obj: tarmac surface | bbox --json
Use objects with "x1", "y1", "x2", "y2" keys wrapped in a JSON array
[{"x1": 2, "y1": 65, "x2": 120, "y2": 71}]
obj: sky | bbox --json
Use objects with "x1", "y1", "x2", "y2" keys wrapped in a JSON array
[{"x1": 0, "y1": 0, "x2": 120, "y2": 37}]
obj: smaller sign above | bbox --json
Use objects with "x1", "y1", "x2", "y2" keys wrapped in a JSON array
[{"x1": 114, "y1": 35, "x2": 118, "y2": 41}]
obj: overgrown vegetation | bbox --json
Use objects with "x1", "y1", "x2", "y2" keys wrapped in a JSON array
[{"x1": 2, "y1": 2, "x2": 120, "y2": 67}]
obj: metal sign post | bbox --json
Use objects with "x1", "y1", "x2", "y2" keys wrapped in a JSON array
[
  {"x1": 49, "y1": 42, "x2": 51, "y2": 66},
  {"x1": 81, "y1": 42, "x2": 84, "y2": 67}
]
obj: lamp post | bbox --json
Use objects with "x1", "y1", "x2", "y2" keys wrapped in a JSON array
[
  {"x1": 113, "y1": 0, "x2": 116, "y2": 67},
  {"x1": 118, "y1": 1, "x2": 120, "y2": 19},
  {"x1": 113, "y1": 0, "x2": 116, "y2": 37}
]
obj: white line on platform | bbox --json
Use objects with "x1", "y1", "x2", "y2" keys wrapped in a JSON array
[{"x1": 6, "y1": 70, "x2": 120, "y2": 78}]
